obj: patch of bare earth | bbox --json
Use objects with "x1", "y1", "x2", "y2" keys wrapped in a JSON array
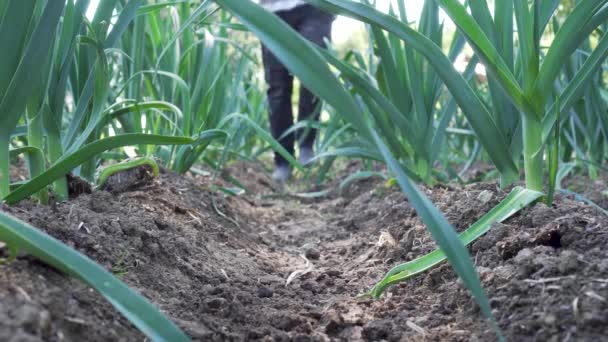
[{"x1": 1, "y1": 164, "x2": 607, "y2": 341}]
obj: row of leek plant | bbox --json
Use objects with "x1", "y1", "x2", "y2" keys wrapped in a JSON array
[
  {"x1": 307, "y1": 0, "x2": 608, "y2": 300},
  {"x1": 335, "y1": 0, "x2": 608, "y2": 193},
  {"x1": 115, "y1": 1, "x2": 231, "y2": 173},
  {"x1": 217, "y1": 0, "x2": 608, "y2": 339},
  {"x1": 333, "y1": 0, "x2": 608, "y2": 324},
  {"x1": 0, "y1": 1, "x2": 243, "y2": 340},
  {"x1": 315, "y1": 0, "x2": 474, "y2": 186},
  {"x1": 438, "y1": 0, "x2": 608, "y2": 187},
  {"x1": 558, "y1": 32, "x2": 608, "y2": 179},
  {"x1": 3, "y1": 0, "x2": 196, "y2": 205},
  {"x1": 113, "y1": 1, "x2": 300, "y2": 181},
  {"x1": 308, "y1": 0, "x2": 608, "y2": 192},
  {"x1": 215, "y1": 1, "x2": 536, "y2": 340},
  {"x1": 4, "y1": 1, "x2": 263, "y2": 205},
  {"x1": 432, "y1": 0, "x2": 608, "y2": 193}
]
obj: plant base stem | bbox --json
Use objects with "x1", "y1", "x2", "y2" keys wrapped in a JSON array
[
  {"x1": 0, "y1": 137, "x2": 9, "y2": 200},
  {"x1": 47, "y1": 132, "x2": 68, "y2": 201},
  {"x1": 27, "y1": 114, "x2": 48, "y2": 204},
  {"x1": 522, "y1": 115, "x2": 544, "y2": 192}
]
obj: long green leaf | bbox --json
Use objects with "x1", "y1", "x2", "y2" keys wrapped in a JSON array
[
  {"x1": 0, "y1": 0, "x2": 36, "y2": 98},
  {"x1": 370, "y1": 130, "x2": 505, "y2": 341},
  {"x1": 219, "y1": 113, "x2": 304, "y2": 172},
  {"x1": 312, "y1": 146, "x2": 385, "y2": 163},
  {"x1": 543, "y1": 30, "x2": 608, "y2": 140},
  {"x1": 437, "y1": 0, "x2": 531, "y2": 114},
  {"x1": 513, "y1": 0, "x2": 539, "y2": 95},
  {"x1": 339, "y1": 171, "x2": 388, "y2": 191},
  {"x1": 318, "y1": 49, "x2": 416, "y2": 152},
  {"x1": 62, "y1": 0, "x2": 144, "y2": 149},
  {"x1": 0, "y1": 0, "x2": 65, "y2": 130},
  {"x1": 369, "y1": 186, "x2": 543, "y2": 298},
  {"x1": 546, "y1": 97, "x2": 561, "y2": 206},
  {"x1": 533, "y1": 0, "x2": 607, "y2": 98}
]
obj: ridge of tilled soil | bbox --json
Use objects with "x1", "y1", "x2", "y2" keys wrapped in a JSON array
[{"x1": 1, "y1": 165, "x2": 607, "y2": 341}]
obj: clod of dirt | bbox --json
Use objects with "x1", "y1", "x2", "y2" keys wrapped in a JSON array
[
  {"x1": 476, "y1": 189, "x2": 494, "y2": 203},
  {"x1": 2, "y1": 166, "x2": 608, "y2": 341},
  {"x1": 304, "y1": 247, "x2": 320, "y2": 260},
  {"x1": 99, "y1": 164, "x2": 156, "y2": 193},
  {"x1": 257, "y1": 286, "x2": 274, "y2": 298},
  {"x1": 557, "y1": 250, "x2": 579, "y2": 274},
  {"x1": 67, "y1": 174, "x2": 92, "y2": 198},
  {"x1": 471, "y1": 222, "x2": 510, "y2": 253},
  {"x1": 204, "y1": 298, "x2": 228, "y2": 311},
  {"x1": 321, "y1": 310, "x2": 344, "y2": 334}
]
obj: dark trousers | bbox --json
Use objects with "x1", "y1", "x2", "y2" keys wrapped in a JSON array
[{"x1": 262, "y1": 5, "x2": 334, "y2": 166}]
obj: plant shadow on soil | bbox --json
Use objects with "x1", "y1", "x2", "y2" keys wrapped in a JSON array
[{"x1": 1, "y1": 161, "x2": 607, "y2": 341}]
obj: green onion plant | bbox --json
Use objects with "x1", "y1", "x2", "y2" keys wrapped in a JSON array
[
  {"x1": 321, "y1": 0, "x2": 473, "y2": 185},
  {"x1": 306, "y1": 0, "x2": 608, "y2": 194}
]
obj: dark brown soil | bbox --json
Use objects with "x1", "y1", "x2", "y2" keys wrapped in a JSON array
[
  {"x1": 9, "y1": 158, "x2": 27, "y2": 183},
  {"x1": 1, "y1": 164, "x2": 607, "y2": 341},
  {"x1": 562, "y1": 173, "x2": 608, "y2": 210}
]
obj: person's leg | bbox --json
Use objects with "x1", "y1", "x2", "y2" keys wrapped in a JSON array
[
  {"x1": 261, "y1": 41, "x2": 294, "y2": 172},
  {"x1": 295, "y1": 7, "x2": 334, "y2": 163}
]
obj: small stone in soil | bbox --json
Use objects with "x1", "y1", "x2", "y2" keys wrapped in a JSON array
[
  {"x1": 300, "y1": 280, "x2": 319, "y2": 293},
  {"x1": 292, "y1": 334, "x2": 314, "y2": 342},
  {"x1": 543, "y1": 313, "x2": 557, "y2": 326},
  {"x1": 326, "y1": 269, "x2": 341, "y2": 277},
  {"x1": 154, "y1": 218, "x2": 170, "y2": 230},
  {"x1": 477, "y1": 190, "x2": 493, "y2": 203},
  {"x1": 598, "y1": 259, "x2": 608, "y2": 273},
  {"x1": 274, "y1": 314, "x2": 299, "y2": 331},
  {"x1": 305, "y1": 247, "x2": 320, "y2": 260},
  {"x1": 257, "y1": 286, "x2": 274, "y2": 298},
  {"x1": 205, "y1": 297, "x2": 227, "y2": 310},
  {"x1": 557, "y1": 250, "x2": 579, "y2": 274},
  {"x1": 322, "y1": 311, "x2": 344, "y2": 334}
]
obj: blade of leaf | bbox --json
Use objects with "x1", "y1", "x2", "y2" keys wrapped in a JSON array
[
  {"x1": 368, "y1": 186, "x2": 543, "y2": 298},
  {"x1": 533, "y1": 0, "x2": 606, "y2": 99},
  {"x1": 436, "y1": 0, "x2": 531, "y2": 114},
  {"x1": 543, "y1": 29, "x2": 608, "y2": 140},
  {"x1": 370, "y1": 129, "x2": 506, "y2": 341}
]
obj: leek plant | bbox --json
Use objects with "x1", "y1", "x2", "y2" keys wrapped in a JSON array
[
  {"x1": 2, "y1": 1, "x2": 223, "y2": 204},
  {"x1": 314, "y1": 0, "x2": 472, "y2": 185},
  {"x1": 56, "y1": 0, "x2": 189, "y2": 182},
  {"x1": 0, "y1": 2, "x2": 205, "y2": 339},
  {"x1": 559, "y1": 38, "x2": 608, "y2": 178},
  {"x1": 309, "y1": 0, "x2": 608, "y2": 194},
  {"x1": 0, "y1": 1, "x2": 65, "y2": 201},
  {"x1": 439, "y1": 0, "x2": 608, "y2": 192},
  {"x1": 114, "y1": 2, "x2": 272, "y2": 174},
  {"x1": 117, "y1": 1, "x2": 222, "y2": 171},
  {"x1": 296, "y1": 0, "x2": 608, "y2": 319}
]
